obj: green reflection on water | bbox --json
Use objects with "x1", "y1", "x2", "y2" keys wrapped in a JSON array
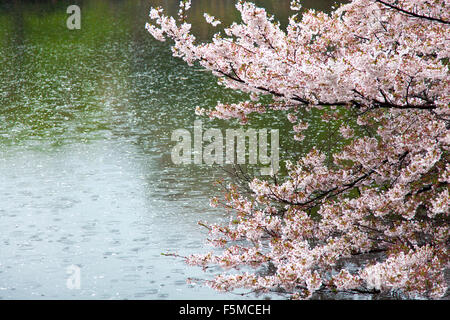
[{"x1": 0, "y1": 0, "x2": 350, "y2": 169}]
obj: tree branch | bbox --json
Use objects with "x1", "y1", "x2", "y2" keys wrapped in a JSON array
[{"x1": 375, "y1": 0, "x2": 450, "y2": 25}]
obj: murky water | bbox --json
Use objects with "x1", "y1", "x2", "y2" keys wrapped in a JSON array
[{"x1": 0, "y1": 0, "x2": 343, "y2": 299}]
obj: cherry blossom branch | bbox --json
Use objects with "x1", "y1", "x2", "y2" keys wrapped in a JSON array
[
  {"x1": 374, "y1": 0, "x2": 450, "y2": 25},
  {"x1": 147, "y1": 0, "x2": 450, "y2": 300}
]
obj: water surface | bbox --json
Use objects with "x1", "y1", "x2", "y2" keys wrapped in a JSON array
[{"x1": 0, "y1": 0, "x2": 344, "y2": 299}]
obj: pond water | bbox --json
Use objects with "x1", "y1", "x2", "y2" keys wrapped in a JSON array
[{"x1": 0, "y1": 0, "x2": 345, "y2": 299}]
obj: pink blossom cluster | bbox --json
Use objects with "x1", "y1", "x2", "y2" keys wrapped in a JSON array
[{"x1": 147, "y1": 0, "x2": 449, "y2": 299}]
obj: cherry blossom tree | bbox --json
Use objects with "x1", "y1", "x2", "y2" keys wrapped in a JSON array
[{"x1": 146, "y1": 0, "x2": 449, "y2": 299}]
